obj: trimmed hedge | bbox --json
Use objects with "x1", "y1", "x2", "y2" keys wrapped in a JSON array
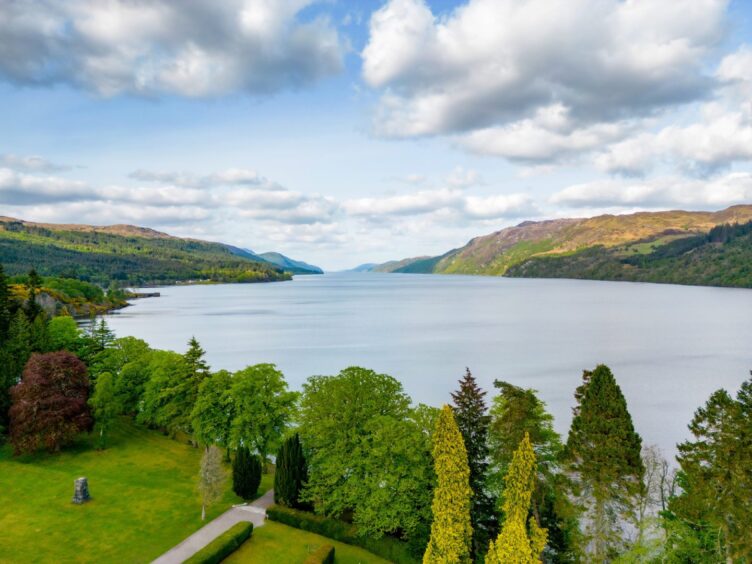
[
  {"x1": 266, "y1": 505, "x2": 418, "y2": 563},
  {"x1": 304, "y1": 544, "x2": 335, "y2": 564},
  {"x1": 184, "y1": 521, "x2": 253, "y2": 564}
]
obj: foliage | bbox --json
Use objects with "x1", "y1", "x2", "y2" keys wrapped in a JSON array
[
  {"x1": 304, "y1": 544, "x2": 335, "y2": 564},
  {"x1": 299, "y1": 367, "x2": 433, "y2": 543},
  {"x1": 229, "y1": 363, "x2": 298, "y2": 462},
  {"x1": 565, "y1": 365, "x2": 644, "y2": 561},
  {"x1": 423, "y1": 404, "x2": 473, "y2": 564},
  {"x1": 184, "y1": 522, "x2": 253, "y2": 564},
  {"x1": 198, "y1": 445, "x2": 228, "y2": 520},
  {"x1": 46, "y1": 316, "x2": 81, "y2": 351},
  {"x1": 191, "y1": 370, "x2": 234, "y2": 449},
  {"x1": 667, "y1": 377, "x2": 752, "y2": 562},
  {"x1": 137, "y1": 350, "x2": 190, "y2": 433},
  {"x1": 266, "y1": 505, "x2": 418, "y2": 564},
  {"x1": 274, "y1": 433, "x2": 308, "y2": 508},
  {"x1": 89, "y1": 371, "x2": 118, "y2": 449},
  {"x1": 0, "y1": 219, "x2": 290, "y2": 285},
  {"x1": 9, "y1": 351, "x2": 93, "y2": 455},
  {"x1": 486, "y1": 434, "x2": 547, "y2": 564},
  {"x1": 489, "y1": 380, "x2": 579, "y2": 562},
  {"x1": 233, "y1": 446, "x2": 263, "y2": 501},
  {"x1": 450, "y1": 368, "x2": 497, "y2": 559}
]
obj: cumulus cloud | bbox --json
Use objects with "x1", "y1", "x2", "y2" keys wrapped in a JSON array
[
  {"x1": 0, "y1": 168, "x2": 92, "y2": 204},
  {"x1": 550, "y1": 172, "x2": 752, "y2": 210},
  {"x1": 343, "y1": 187, "x2": 537, "y2": 221},
  {"x1": 363, "y1": 0, "x2": 724, "y2": 138},
  {"x1": 129, "y1": 168, "x2": 269, "y2": 189},
  {"x1": 0, "y1": 0, "x2": 344, "y2": 97}
]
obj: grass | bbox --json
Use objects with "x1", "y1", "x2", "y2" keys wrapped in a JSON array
[
  {"x1": 224, "y1": 522, "x2": 389, "y2": 564},
  {"x1": 0, "y1": 418, "x2": 272, "y2": 563}
]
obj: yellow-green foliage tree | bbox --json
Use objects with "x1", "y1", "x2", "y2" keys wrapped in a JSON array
[
  {"x1": 424, "y1": 404, "x2": 473, "y2": 564},
  {"x1": 486, "y1": 433, "x2": 547, "y2": 563}
]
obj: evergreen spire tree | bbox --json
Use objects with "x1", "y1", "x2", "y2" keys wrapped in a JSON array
[
  {"x1": 424, "y1": 404, "x2": 473, "y2": 564},
  {"x1": 185, "y1": 336, "x2": 210, "y2": 379},
  {"x1": 0, "y1": 264, "x2": 11, "y2": 342},
  {"x1": 232, "y1": 445, "x2": 262, "y2": 500},
  {"x1": 274, "y1": 433, "x2": 308, "y2": 508},
  {"x1": 451, "y1": 368, "x2": 497, "y2": 558},
  {"x1": 565, "y1": 365, "x2": 644, "y2": 560},
  {"x1": 25, "y1": 268, "x2": 42, "y2": 320},
  {"x1": 486, "y1": 433, "x2": 547, "y2": 564}
]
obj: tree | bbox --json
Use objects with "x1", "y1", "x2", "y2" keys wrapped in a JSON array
[
  {"x1": 565, "y1": 365, "x2": 644, "y2": 561},
  {"x1": 232, "y1": 446, "x2": 262, "y2": 500},
  {"x1": 198, "y1": 445, "x2": 227, "y2": 521},
  {"x1": 274, "y1": 433, "x2": 308, "y2": 508},
  {"x1": 486, "y1": 434, "x2": 547, "y2": 564},
  {"x1": 137, "y1": 350, "x2": 190, "y2": 433},
  {"x1": 25, "y1": 268, "x2": 42, "y2": 320},
  {"x1": 0, "y1": 264, "x2": 11, "y2": 341},
  {"x1": 451, "y1": 368, "x2": 497, "y2": 558},
  {"x1": 9, "y1": 351, "x2": 93, "y2": 455},
  {"x1": 89, "y1": 371, "x2": 117, "y2": 449},
  {"x1": 489, "y1": 381, "x2": 579, "y2": 562},
  {"x1": 300, "y1": 367, "x2": 433, "y2": 542},
  {"x1": 185, "y1": 336, "x2": 210, "y2": 380},
  {"x1": 423, "y1": 404, "x2": 473, "y2": 564},
  {"x1": 229, "y1": 364, "x2": 298, "y2": 464},
  {"x1": 191, "y1": 370, "x2": 234, "y2": 451},
  {"x1": 668, "y1": 377, "x2": 752, "y2": 562},
  {"x1": 0, "y1": 311, "x2": 32, "y2": 432},
  {"x1": 46, "y1": 316, "x2": 81, "y2": 352}
]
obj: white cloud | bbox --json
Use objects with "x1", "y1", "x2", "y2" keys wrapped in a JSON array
[
  {"x1": 0, "y1": 0, "x2": 344, "y2": 97},
  {"x1": 0, "y1": 154, "x2": 71, "y2": 173},
  {"x1": 550, "y1": 172, "x2": 752, "y2": 209},
  {"x1": 363, "y1": 0, "x2": 725, "y2": 138}
]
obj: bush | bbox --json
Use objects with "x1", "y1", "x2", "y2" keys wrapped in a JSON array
[
  {"x1": 184, "y1": 521, "x2": 253, "y2": 564},
  {"x1": 266, "y1": 505, "x2": 418, "y2": 563},
  {"x1": 233, "y1": 446, "x2": 262, "y2": 500},
  {"x1": 304, "y1": 544, "x2": 334, "y2": 564}
]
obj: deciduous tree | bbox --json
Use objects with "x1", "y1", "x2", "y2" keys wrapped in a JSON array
[
  {"x1": 89, "y1": 371, "x2": 117, "y2": 449},
  {"x1": 191, "y1": 370, "x2": 234, "y2": 450},
  {"x1": 423, "y1": 404, "x2": 473, "y2": 564},
  {"x1": 9, "y1": 351, "x2": 93, "y2": 454},
  {"x1": 198, "y1": 445, "x2": 227, "y2": 521}
]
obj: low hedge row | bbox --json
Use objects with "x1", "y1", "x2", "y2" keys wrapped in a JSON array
[
  {"x1": 184, "y1": 521, "x2": 253, "y2": 564},
  {"x1": 303, "y1": 543, "x2": 334, "y2": 564},
  {"x1": 266, "y1": 505, "x2": 417, "y2": 563}
]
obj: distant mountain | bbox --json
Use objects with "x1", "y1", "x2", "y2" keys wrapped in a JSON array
[
  {"x1": 371, "y1": 205, "x2": 752, "y2": 288},
  {"x1": 348, "y1": 263, "x2": 378, "y2": 272},
  {"x1": 257, "y1": 252, "x2": 323, "y2": 274},
  {"x1": 0, "y1": 217, "x2": 293, "y2": 285}
]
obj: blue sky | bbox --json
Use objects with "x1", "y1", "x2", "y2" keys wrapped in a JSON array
[{"x1": 1, "y1": 0, "x2": 751, "y2": 269}]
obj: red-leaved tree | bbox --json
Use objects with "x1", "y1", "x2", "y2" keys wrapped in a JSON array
[{"x1": 9, "y1": 351, "x2": 93, "y2": 455}]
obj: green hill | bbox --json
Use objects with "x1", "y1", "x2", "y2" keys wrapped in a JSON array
[
  {"x1": 0, "y1": 217, "x2": 291, "y2": 286},
  {"x1": 372, "y1": 205, "x2": 752, "y2": 288},
  {"x1": 258, "y1": 251, "x2": 323, "y2": 274}
]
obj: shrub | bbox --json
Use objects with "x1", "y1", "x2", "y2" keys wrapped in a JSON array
[
  {"x1": 233, "y1": 446, "x2": 262, "y2": 500},
  {"x1": 184, "y1": 521, "x2": 253, "y2": 564},
  {"x1": 304, "y1": 544, "x2": 334, "y2": 564},
  {"x1": 266, "y1": 505, "x2": 418, "y2": 563}
]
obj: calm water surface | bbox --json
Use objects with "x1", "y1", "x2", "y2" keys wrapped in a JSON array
[{"x1": 105, "y1": 273, "x2": 752, "y2": 456}]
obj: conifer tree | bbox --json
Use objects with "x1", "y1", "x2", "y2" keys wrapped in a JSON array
[
  {"x1": 0, "y1": 311, "x2": 32, "y2": 432},
  {"x1": 274, "y1": 433, "x2": 308, "y2": 508},
  {"x1": 565, "y1": 365, "x2": 644, "y2": 561},
  {"x1": 25, "y1": 268, "x2": 42, "y2": 320},
  {"x1": 0, "y1": 264, "x2": 11, "y2": 341},
  {"x1": 486, "y1": 433, "x2": 547, "y2": 564},
  {"x1": 424, "y1": 404, "x2": 473, "y2": 564},
  {"x1": 232, "y1": 446, "x2": 262, "y2": 500},
  {"x1": 451, "y1": 368, "x2": 496, "y2": 558}
]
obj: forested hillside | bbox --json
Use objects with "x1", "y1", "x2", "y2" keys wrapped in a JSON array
[
  {"x1": 370, "y1": 205, "x2": 752, "y2": 288},
  {"x1": 0, "y1": 217, "x2": 291, "y2": 285}
]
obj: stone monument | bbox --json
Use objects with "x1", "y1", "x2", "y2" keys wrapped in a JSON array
[{"x1": 72, "y1": 477, "x2": 91, "y2": 504}]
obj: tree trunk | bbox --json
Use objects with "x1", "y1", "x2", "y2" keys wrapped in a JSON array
[{"x1": 201, "y1": 503, "x2": 206, "y2": 521}]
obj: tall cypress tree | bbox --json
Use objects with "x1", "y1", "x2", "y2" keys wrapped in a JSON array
[
  {"x1": 233, "y1": 446, "x2": 262, "y2": 500},
  {"x1": 565, "y1": 365, "x2": 644, "y2": 561},
  {"x1": 451, "y1": 368, "x2": 497, "y2": 558},
  {"x1": 424, "y1": 405, "x2": 473, "y2": 564},
  {"x1": 486, "y1": 433, "x2": 547, "y2": 564},
  {"x1": 274, "y1": 433, "x2": 308, "y2": 508},
  {"x1": 0, "y1": 264, "x2": 11, "y2": 342},
  {"x1": 25, "y1": 268, "x2": 42, "y2": 320}
]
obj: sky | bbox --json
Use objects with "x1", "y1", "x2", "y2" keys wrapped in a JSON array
[{"x1": 1, "y1": 0, "x2": 751, "y2": 270}]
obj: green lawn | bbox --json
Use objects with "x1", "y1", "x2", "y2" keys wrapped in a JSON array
[
  {"x1": 225, "y1": 522, "x2": 389, "y2": 564},
  {"x1": 0, "y1": 418, "x2": 272, "y2": 563}
]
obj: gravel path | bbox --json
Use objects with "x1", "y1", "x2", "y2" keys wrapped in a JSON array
[{"x1": 151, "y1": 489, "x2": 274, "y2": 564}]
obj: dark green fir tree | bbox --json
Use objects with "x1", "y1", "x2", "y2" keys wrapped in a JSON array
[
  {"x1": 233, "y1": 446, "x2": 262, "y2": 500},
  {"x1": 274, "y1": 433, "x2": 308, "y2": 508}
]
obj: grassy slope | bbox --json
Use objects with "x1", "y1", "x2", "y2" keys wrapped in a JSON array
[
  {"x1": 0, "y1": 218, "x2": 290, "y2": 285},
  {"x1": 0, "y1": 419, "x2": 272, "y2": 563},
  {"x1": 225, "y1": 522, "x2": 388, "y2": 564}
]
